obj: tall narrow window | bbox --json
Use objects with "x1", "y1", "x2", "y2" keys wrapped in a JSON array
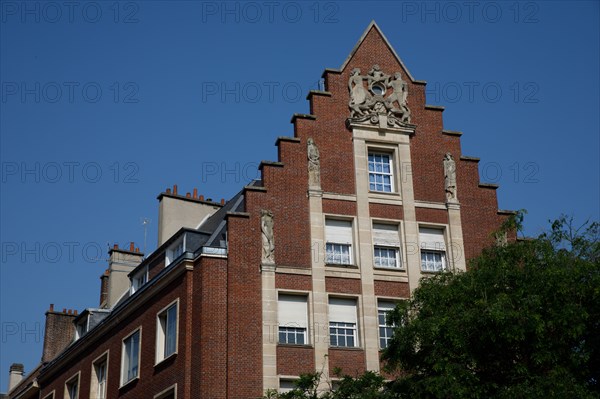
[
  {"x1": 378, "y1": 301, "x2": 396, "y2": 349},
  {"x1": 64, "y1": 374, "x2": 79, "y2": 399},
  {"x1": 325, "y1": 219, "x2": 353, "y2": 265},
  {"x1": 156, "y1": 302, "x2": 178, "y2": 363},
  {"x1": 419, "y1": 227, "x2": 447, "y2": 272},
  {"x1": 372, "y1": 223, "x2": 402, "y2": 269},
  {"x1": 328, "y1": 298, "x2": 358, "y2": 348},
  {"x1": 121, "y1": 329, "x2": 141, "y2": 385},
  {"x1": 368, "y1": 152, "x2": 394, "y2": 192},
  {"x1": 131, "y1": 266, "x2": 148, "y2": 294},
  {"x1": 92, "y1": 359, "x2": 107, "y2": 399},
  {"x1": 278, "y1": 294, "x2": 308, "y2": 345}
]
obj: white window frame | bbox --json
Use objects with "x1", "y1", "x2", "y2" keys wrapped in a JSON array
[
  {"x1": 372, "y1": 223, "x2": 402, "y2": 269},
  {"x1": 120, "y1": 327, "x2": 142, "y2": 387},
  {"x1": 43, "y1": 391, "x2": 56, "y2": 399},
  {"x1": 90, "y1": 351, "x2": 109, "y2": 399},
  {"x1": 166, "y1": 236, "x2": 185, "y2": 266},
  {"x1": 153, "y1": 383, "x2": 177, "y2": 399},
  {"x1": 279, "y1": 378, "x2": 298, "y2": 393},
  {"x1": 325, "y1": 218, "x2": 354, "y2": 266},
  {"x1": 377, "y1": 300, "x2": 397, "y2": 349},
  {"x1": 328, "y1": 297, "x2": 359, "y2": 348},
  {"x1": 130, "y1": 265, "x2": 149, "y2": 294},
  {"x1": 64, "y1": 371, "x2": 80, "y2": 399},
  {"x1": 368, "y1": 151, "x2": 395, "y2": 193},
  {"x1": 419, "y1": 226, "x2": 448, "y2": 272},
  {"x1": 155, "y1": 299, "x2": 179, "y2": 364},
  {"x1": 75, "y1": 316, "x2": 89, "y2": 340},
  {"x1": 277, "y1": 293, "x2": 309, "y2": 346}
]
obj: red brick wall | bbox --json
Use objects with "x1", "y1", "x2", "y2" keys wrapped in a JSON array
[
  {"x1": 39, "y1": 272, "x2": 189, "y2": 399},
  {"x1": 328, "y1": 349, "x2": 366, "y2": 376},
  {"x1": 369, "y1": 203, "x2": 404, "y2": 220},
  {"x1": 193, "y1": 256, "x2": 228, "y2": 399},
  {"x1": 326, "y1": 277, "x2": 361, "y2": 295},
  {"x1": 374, "y1": 280, "x2": 410, "y2": 298},
  {"x1": 276, "y1": 273, "x2": 312, "y2": 291},
  {"x1": 277, "y1": 346, "x2": 315, "y2": 376}
]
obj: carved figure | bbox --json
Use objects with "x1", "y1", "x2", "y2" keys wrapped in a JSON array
[
  {"x1": 349, "y1": 68, "x2": 370, "y2": 117},
  {"x1": 347, "y1": 66, "x2": 412, "y2": 127},
  {"x1": 443, "y1": 153, "x2": 457, "y2": 201},
  {"x1": 385, "y1": 72, "x2": 410, "y2": 123},
  {"x1": 307, "y1": 138, "x2": 320, "y2": 187},
  {"x1": 261, "y1": 210, "x2": 275, "y2": 264}
]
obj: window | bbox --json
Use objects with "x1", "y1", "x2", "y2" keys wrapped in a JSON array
[
  {"x1": 325, "y1": 219, "x2": 353, "y2": 265},
  {"x1": 279, "y1": 379, "x2": 297, "y2": 393},
  {"x1": 43, "y1": 392, "x2": 55, "y2": 399},
  {"x1": 75, "y1": 317, "x2": 88, "y2": 340},
  {"x1": 156, "y1": 302, "x2": 178, "y2": 363},
  {"x1": 91, "y1": 355, "x2": 108, "y2": 399},
  {"x1": 372, "y1": 223, "x2": 402, "y2": 269},
  {"x1": 368, "y1": 152, "x2": 394, "y2": 192},
  {"x1": 328, "y1": 298, "x2": 358, "y2": 348},
  {"x1": 378, "y1": 301, "x2": 396, "y2": 349},
  {"x1": 131, "y1": 266, "x2": 148, "y2": 294},
  {"x1": 166, "y1": 237, "x2": 185, "y2": 266},
  {"x1": 64, "y1": 373, "x2": 80, "y2": 399},
  {"x1": 419, "y1": 227, "x2": 447, "y2": 272},
  {"x1": 121, "y1": 329, "x2": 141, "y2": 385},
  {"x1": 154, "y1": 384, "x2": 177, "y2": 399},
  {"x1": 278, "y1": 294, "x2": 308, "y2": 345}
]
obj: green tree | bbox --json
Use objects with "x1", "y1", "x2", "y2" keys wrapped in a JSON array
[
  {"x1": 264, "y1": 217, "x2": 599, "y2": 399},
  {"x1": 383, "y1": 216, "x2": 599, "y2": 398}
]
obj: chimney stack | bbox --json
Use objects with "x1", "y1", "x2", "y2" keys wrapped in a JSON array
[
  {"x1": 42, "y1": 306, "x2": 77, "y2": 363},
  {"x1": 8, "y1": 363, "x2": 24, "y2": 392},
  {"x1": 99, "y1": 269, "x2": 109, "y2": 306},
  {"x1": 103, "y1": 243, "x2": 144, "y2": 309},
  {"x1": 156, "y1": 185, "x2": 222, "y2": 246}
]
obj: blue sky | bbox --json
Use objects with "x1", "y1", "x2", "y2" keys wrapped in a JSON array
[{"x1": 1, "y1": 0, "x2": 598, "y2": 390}]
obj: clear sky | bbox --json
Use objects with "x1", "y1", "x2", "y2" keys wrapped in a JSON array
[{"x1": 1, "y1": 0, "x2": 598, "y2": 391}]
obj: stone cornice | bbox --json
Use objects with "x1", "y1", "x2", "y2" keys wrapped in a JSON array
[
  {"x1": 460, "y1": 156, "x2": 481, "y2": 162},
  {"x1": 442, "y1": 129, "x2": 463, "y2": 137},
  {"x1": 290, "y1": 113, "x2": 316, "y2": 124}
]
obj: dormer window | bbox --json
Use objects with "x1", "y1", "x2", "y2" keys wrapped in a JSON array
[
  {"x1": 130, "y1": 265, "x2": 149, "y2": 295},
  {"x1": 75, "y1": 316, "x2": 88, "y2": 340},
  {"x1": 166, "y1": 237, "x2": 185, "y2": 266}
]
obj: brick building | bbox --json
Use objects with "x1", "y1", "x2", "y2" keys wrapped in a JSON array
[{"x1": 7, "y1": 22, "x2": 514, "y2": 399}]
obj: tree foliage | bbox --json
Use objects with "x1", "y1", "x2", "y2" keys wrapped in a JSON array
[
  {"x1": 383, "y1": 216, "x2": 599, "y2": 398},
  {"x1": 265, "y1": 217, "x2": 599, "y2": 398}
]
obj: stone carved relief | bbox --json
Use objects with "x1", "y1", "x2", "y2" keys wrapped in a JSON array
[
  {"x1": 307, "y1": 138, "x2": 321, "y2": 188},
  {"x1": 261, "y1": 210, "x2": 275, "y2": 264},
  {"x1": 348, "y1": 65, "x2": 411, "y2": 128},
  {"x1": 444, "y1": 153, "x2": 457, "y2": 202}
]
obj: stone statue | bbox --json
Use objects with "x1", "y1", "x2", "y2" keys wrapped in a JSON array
[
  {"x1": 348, "y1": 68, "x2": 370, "y2": 117},
  {"x1": 385, "y1": 72, "x2": 410, "y2": 123},
  {"x1": 307, "y1": 138, "x2": 320, "y2": 188},
  {"x1": 347, "y1": 65, "x2": 411, "y2": 127},
  {"x1": 443, "y1": 153, "x2": 457, "y2": 201},
  {"x1": 261, "y1": 210, "x2": 275, "y2": 264},
  {"x1": 495, "y1": 231, "x2": 508, "y2": 247}
]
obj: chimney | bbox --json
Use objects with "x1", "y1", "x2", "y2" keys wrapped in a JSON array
[
  {"x1": 42, "y1": 306, "x2": 77, "y2": 363},
  {"x1": 103, "y1": 243, "x2": 144, "y2": 308},
  {"x1": 8, "y1": 363, "x2": 24, "y2": 392},
  {"x1": 99, "y1": 270, "x2": 109, "y2": 307},
  {"x1": 156, "y1": 186, "x2": 222, "y2": 246}
]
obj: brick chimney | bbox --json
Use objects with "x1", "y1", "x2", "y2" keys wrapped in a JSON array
[
  {"x1": 7, "y1": 363, "x2": 24, "y2": 392},
  {"x1": 157, "y1": 185, "x2": 221, "y2": 246},
  {"x1": 103, "y1": 243, "x2": 144, "y2": 308},
  {"x1": 42, "y1": 304, "x2": 77, "y2": 363},
  {"x1": 99, "y1": 269, "x2": 110, "y2": 307}
]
